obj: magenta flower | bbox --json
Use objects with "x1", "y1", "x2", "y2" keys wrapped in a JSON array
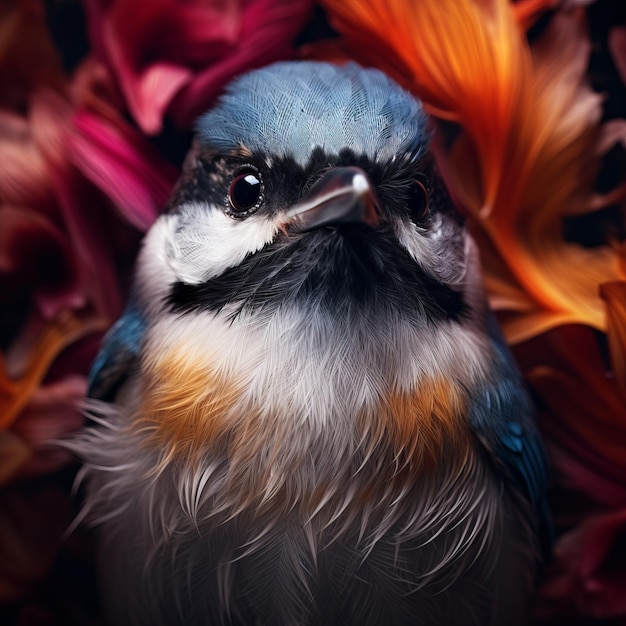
[
  {"x1": 84, "y1": 0, "x2": 314, "y2": 134},
  {"x1": 0, "y1": 56, "x2": 178, "y2": 491}
]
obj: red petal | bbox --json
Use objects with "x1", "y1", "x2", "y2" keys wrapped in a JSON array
[
  {"x1": 539, "y1": 509, "x2": 626, "y2": 620},
  {"x1": 85, "y1": 0, "x2": 243, "y2": 133},
  {"x1": 600, "y1": 281, "x2": 626, "y2": 398},
  {"x1": 609, "y1": 25, "x2": 626, "y2": 87},
  {"x1": 0, "y1": 206, "x2": 83, "y2": 320},
  {"x1": 170, "y1": 0, "x2": 313, "y2": 127},
  {"x1": 70, "y1": 110, "x2": 178, "y2": 230}
]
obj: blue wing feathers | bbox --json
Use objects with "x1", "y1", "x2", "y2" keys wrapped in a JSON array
[
  {"x1": 470, "y1": 314, "x2": 550, "y2": 523},
  {"x1": 87, "y1": 295, "x2": 147, "y2": 400}
]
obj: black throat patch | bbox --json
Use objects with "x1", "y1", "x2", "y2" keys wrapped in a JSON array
[{"x1": 167, "y1": 225, "x2": 469, "y2": 323}]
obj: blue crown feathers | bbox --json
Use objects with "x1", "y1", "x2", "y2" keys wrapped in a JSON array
[{"x1": 196, "y1": 61, "x2": 430, "y2": 165}]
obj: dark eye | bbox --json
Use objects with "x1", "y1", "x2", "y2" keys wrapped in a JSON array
[
  {"x1": 228, "y1": 169, "x2": 263, "y2": 216},
  {"x1": 407, "y1": 180, "x2": 429, "y2": 220}
]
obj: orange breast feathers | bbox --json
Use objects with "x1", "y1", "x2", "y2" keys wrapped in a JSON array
[
  {"x1": 378, "y1": 378, "x2": 472, "y2": 472},
  {"x1": 131, "y1": 346, "x2": 473, "y2": 476},
  {"x1": 132, "y1": 348, "x2": 247, "y2": 463}
]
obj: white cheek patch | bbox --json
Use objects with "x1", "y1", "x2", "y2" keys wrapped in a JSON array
[
  {"x1": 394, "y1": 214, "x2": 467, "y2": 287},
  {"x1": 394, "y1": 219, "x2": 434, "y2": 269},
  {"x1": 166, "y1": 202, "x2": 279, "y2": 284},
  {"x1": 134, "y1": 215, "x2": 180, "y2": 318}
]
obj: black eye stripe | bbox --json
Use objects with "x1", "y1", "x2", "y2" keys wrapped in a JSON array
[{"x1": 168, "y1": 147, "x2": 438, "y2": 223}]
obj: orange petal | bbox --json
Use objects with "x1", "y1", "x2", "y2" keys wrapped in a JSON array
[
  {"x1": 322, "y1": 1, "x2": 618, "y2": 342},
  {"x1": 479, "y1": 9, "x2": 613, "y2": 337},
  {"x1": 513, "y1": 0, "x2": 560, "y2": 30},
  {"x1": 323, "y1": 0, "x2": 532, "y2": 213},
  {"x1": 0, "y1": 311, "x2": 105, "y2": 430}
]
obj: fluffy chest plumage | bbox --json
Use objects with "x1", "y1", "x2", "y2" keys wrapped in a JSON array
[
  {"x1": 81, "y1": 305, "x2": 526, "y2": 626},
  {"x1": 84, "y1": 305, "x2": 520, "y2": 626},
  {"x1": 133, "y1": 305, "x2": 488, "y2": 509}
]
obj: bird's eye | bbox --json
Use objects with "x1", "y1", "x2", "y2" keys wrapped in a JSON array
[
  {"x1": 407, "y1": 180, "x2": 429, "y2": 221},
  {"x1": 228, "y1": 169, "x2": 263, "y2": 217}
]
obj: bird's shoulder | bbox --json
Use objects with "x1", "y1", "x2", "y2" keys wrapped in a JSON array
[
  {"x1": 469, "y1": 313, "x2": 550, "y2": 529},
  {"x1": 87, "y1": 294, "x2": 147, "y2": 401}
]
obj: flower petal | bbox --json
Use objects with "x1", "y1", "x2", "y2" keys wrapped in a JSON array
[
  {"x1": 0, "y1": 206, "x2": 83, "y2": 321},
  {"x1": 0, "y1": 481, "x2": 73, "y2": 603},
  {"x1": 85, "y1": 0, "x2": 313, "y2": 132},
  {"x1": 0, "y1": 430, "x2": 31, "y2": 488},
  {"x1": 0, "y1": 0, "x2": 64, "y2": 111},
  {"x1": 538, "y1": 508, "x2": 626, "y2": 620},
  {"x1": 600, "y1": 281, "x2": 626, "y2": 397},
  {"x1": 11, "y1": 375, "x2": 86, "y2": 480},
  {"x1": 518, "y1": 326, "x2": 626, "y2": 507},
  {"x1": 0, "y1": 110, "x2": 55, "y2": 211},
  {"x1": 322, "y1": 0, "x2": 618, "y2": 342},
  {"x1": 609, "y1": 24, "x2": 626, "y2": 87},
  {"x1": 170, "y1": 0, "x2": 314, "y2": 127},
  {"x1": 0, "y1": 311, "x2": 104, "y2": 431},
  {"x1": 512, "y1": 0, "x2": 560, "y2": 30},
  {"x1": 70, "y1": 110, "x2": 178, "y2": 231}
]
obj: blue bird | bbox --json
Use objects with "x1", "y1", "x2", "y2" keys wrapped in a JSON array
[{"x1": 72, "y1": 61, "x2": 550, "y2": 626}]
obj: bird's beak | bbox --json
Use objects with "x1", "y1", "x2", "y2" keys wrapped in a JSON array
[{"x1": 285, "y1": 166, "x2": 380, "y2": 232}]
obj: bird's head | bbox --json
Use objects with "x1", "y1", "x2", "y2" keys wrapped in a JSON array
[{"x1": 136, "y1": 61, "x2": 483, "y2": 327}]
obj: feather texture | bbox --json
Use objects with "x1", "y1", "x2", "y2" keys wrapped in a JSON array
[
  {"x1": 71, "y1": 61, "x2": 548, "y2": 625},
  {"x1": 196, "y1": 61, "x2": 430, "y2": 166}
]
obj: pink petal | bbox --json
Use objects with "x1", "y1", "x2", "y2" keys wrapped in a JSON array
[
  {"x1": 0, "y1": 110, "x2": 55, "y2": 211},
  {"x1": 86, "y1": 0, "x2": 312, "y2": 131},
  {"x1": 124, "y1": 63, "x2": 193, "y2": 135},
  {"x1": 29, "y1": 90, "x2": 125, "y2": 319},
  {"x1": 86, "y1": 0, "x2": 242, "y2": 134},
  {"x1": 52, "y1": 166, "x2": 125, "y2": 319},
  {"x1": 70, "y1": 110, "x2": 178, "y2": 230},
  {"x1": 170, "y1": 0, "x2": 314, "y2": 127}
]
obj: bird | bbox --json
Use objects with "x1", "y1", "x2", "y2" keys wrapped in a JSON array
[{"x1": 71, "y1": 61, "x2": 550, "y2": 626}]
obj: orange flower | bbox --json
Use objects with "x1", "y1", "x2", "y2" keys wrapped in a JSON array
[{"x1": 321, "y1": 0, "x2": 620, "y2": 343}]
